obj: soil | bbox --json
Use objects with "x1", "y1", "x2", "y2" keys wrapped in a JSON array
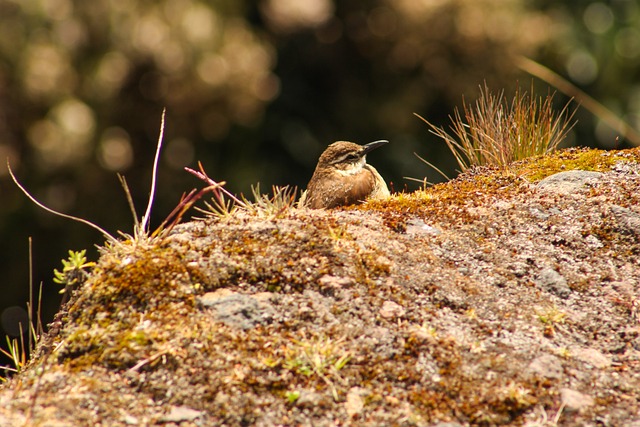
[{"x1": 1, "y1": 147, "x2": 639, "y2": 427}]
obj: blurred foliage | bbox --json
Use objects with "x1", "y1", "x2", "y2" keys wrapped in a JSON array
[
  {"x1": 561, "y1": 1, "x2": 640, "y2": 147},
  {"x1": 1, "y1": 0, "x2": 640, "y2": 361}
]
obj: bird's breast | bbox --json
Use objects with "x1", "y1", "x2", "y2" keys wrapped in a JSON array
[{"x1": 304, "y1": 165, "x2": 388, "y2": 209}]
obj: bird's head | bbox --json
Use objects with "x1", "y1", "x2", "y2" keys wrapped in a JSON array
[{"x1": 317, "y1": 140, "x2": 388, "y2": 175}]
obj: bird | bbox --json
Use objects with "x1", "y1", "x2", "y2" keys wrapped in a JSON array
[{"x1": 300, "y1": 140, "x2": 390, "y2": 209}]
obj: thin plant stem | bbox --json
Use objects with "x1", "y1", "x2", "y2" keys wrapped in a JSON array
[
  {"x1": 517, "y1": 56, "x2": 640, "y2": 146},
  {"x1": 28, "y1": 237, "x2": 33, "y2": 356},
  {"x1": 412, "y1": 149, "x2": 451, "y2": 181},
  {"x1": 118, "y1": 174, "x2": 140, "y2": 230},
  {"x1": 7, "y1": 161, "x2": 117, "y2": 243},
  {"x1": 141, "y1": 108, "x2": 166, "y2": 232}
]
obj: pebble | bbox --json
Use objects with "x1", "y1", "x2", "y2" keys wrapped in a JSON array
[
  {"x1": 560, "y1": 388, "x2": 594, "y2": 412},
  {"x1": 380, "y1": 300, "x2": 406, "y2": 319},
  {"x1": 526, "y1": 354, "x2": 563, "y2": 380},
  {"x1": 535, "y1": 267, "x2": 571, "y2": 299},
  {"x1": 569, "y1": 346, "x2": 611, "y2": 369},
  {"x1": 160, "y1": 406, "x2": 204, "y2": 423}
]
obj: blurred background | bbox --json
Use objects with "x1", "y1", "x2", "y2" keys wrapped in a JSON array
[{"x1": 1, "y1": 0, "x2": 639, "y2": 368}]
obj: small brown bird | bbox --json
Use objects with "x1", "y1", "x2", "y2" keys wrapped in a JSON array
[{"x1": 300, "y1": 140, "x2": 390, "y2": 209}]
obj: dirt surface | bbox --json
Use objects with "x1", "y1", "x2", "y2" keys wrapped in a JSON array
[{"x1": 1, "y1": 148, "x2": 639, "y2": 426}]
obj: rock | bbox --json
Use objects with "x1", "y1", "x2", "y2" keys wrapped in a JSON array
[
  {"x1": 318, "y1": 275, "x2": 354, "y2": 289},
  {"x1": 379, "y1": 300, "x2": 406, "y2": 319},
  {"x1": 406, "y1": 218, "x2": 441, "y2": 236},
  {"x1": 526, "y1": 354, "x2": 563, "y2": 380},
  {"x1": 123, "y1": 415, "x2": 139, "y2": 425},
  {"x1": 160, "y1": 406, "x2": 204, "y2": 423},
  {"x1": 569, "y1": 346, "x2": 611, "y2": 369},
  {"x1": 197, "y1": 291, "x2": 274, "y2": 330},
  {"x1": 537, "y1": 170, "x2": 603, "y2": 194},
  {"x1": 296, "y1": 389, "x2": 332, "y2": 408},
  {"x1": 560, "y1": 388, "x2": 594, "y2": 412},
  {"x1": 535, "y1": 267, "x2": 571, "y2": 299},
  {"x1": 609, "y1": 205, "x2": 640, "y2": 237},
  {"x1": 345, "y1": 387, "x2": 368, "y2": 417}
]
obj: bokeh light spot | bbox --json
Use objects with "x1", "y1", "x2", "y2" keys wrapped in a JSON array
[
  {"x1": 1, "y1": 306, "x2": 28, "y2": 337},
  {"x1": 261, "y1": 0, "x2": 334, "y2": 32},
  {"x1": 566, "y1": 51, "x2": 598, "y2": 85},
  {"x1": 181, "y1": 3, "x2": 217, "y2": 44},
  {"x1": 134, "y1": 13, "x2": 169, "y2": 54},
  {"x1": 98, "y1": 127, "x2": 134, "y2": 171},
  {"x1": 583, "y1": 3, "x2": 614, "y2": 35},
  {"x1": 22, "y1": 44, "x2": 74, "y2": 97},
  {"x1": 52, "y1": 98, "x2": 95, "y2": 138},
  {"x1": 94, "y1": 51, "x2": 131, "y2": 97},
  {"x1": 41, "y1": 0, "x2": 72, "y2": 21},
  {"x1": 615, "y1": 27, "x2": 640, "y2": 59},
  {"x1": 27, "y1": 99, "x2": 95, "y2": 170},
  {"x1": 197, "y1": 54, "x2": 230, "y2": 87}
]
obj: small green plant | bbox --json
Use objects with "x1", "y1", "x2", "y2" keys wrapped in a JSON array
[
  {"x1": 501, "y1": 381, "x2": 535, "y2": 407},
  {"x1": 326, "y1": 224, "x2": 350, "y2": 240},
  {"x1": 2, "y1": 110, "x2": 223, "y2": 384},
  {"x1": 536, "y1": 305, "x2": 566, "y2": 325},
  {"x1": 1, "y1": 239, "x2": 43, "y2": 382},
  {"x1": 536, "y1": 304, "x2": 567, "y2": 338},
  {"x1": 283, "y1": 336, "x2": 351, "y2": 400},
  {"x1": 285, "y1": 390, "x2": 301, "y2": 403},
  {"x1": 53, "y1": 250, "x2": 95, "y2": 295},
  {"x1": 0, "y1": 336, "x2": 27, "y2": 379},
  {"x1": 417, "y1": 83, "x2": 576, "y2": 172}
]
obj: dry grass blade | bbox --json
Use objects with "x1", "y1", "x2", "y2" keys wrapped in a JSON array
[
  {"x1": 185, "y1": 162, "x2": 241, "y2": 218},
  {"x1": 7, "y1": 160, "x2": 117, "y2": 243},
  {"x1": 150, "y1": 184, "x2": 222, "y2": 237},
  {"x1": 117, "y1": 174, "x2": 140, "y2": 231},
  {"x1": 242, "y1": 184, "x2": 298, "y2": 218},
  {"x1": 141, "y1": 108, "x2": 166, "y2": 232},
  {"x1": 412, "y1": 152, "x2": 450, "y2": 182},
  {"x1": 517, "y1": 56, "x2": 640, "y2": 147}
]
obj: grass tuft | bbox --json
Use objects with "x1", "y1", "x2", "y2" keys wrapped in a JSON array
[
  {"x1": 418, "y1": 83, "x2": 576, "y2": 172},
  {"x1": 241, "y1": 184, "x2": 298, "y2": 218},
  {"x1": 283, "y1": 336, "x2": 351, "y2": 401},
  {"x1": 187, "y1": 162, "x2": 297, "y2": 219}
]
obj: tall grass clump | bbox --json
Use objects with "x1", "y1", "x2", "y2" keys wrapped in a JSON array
[{"x1": 418, "y1": 83, "x2": 576, "y2": 172}]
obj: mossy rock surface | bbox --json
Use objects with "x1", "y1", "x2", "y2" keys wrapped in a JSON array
[{"x1": 1, "y1": 147, "x2": 640, "y2": 426}]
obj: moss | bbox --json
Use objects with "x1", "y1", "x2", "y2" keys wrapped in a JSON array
[
  {"x1": 56, "y1": 245, "x2": 196, "y2": 370},
  {"x1": 363, "y1": 166, "x2": 524, "y2": 231},
  {"x1": 512, "y1": 146, "x2": 640, "y2": 181},
  {"x1": 361, "y1": 147, "x2": 640, "y2": 239}
]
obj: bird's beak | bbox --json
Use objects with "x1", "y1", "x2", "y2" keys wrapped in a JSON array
[{"x1": 361, "y1": 139, "x2": 389, "y2": 156}]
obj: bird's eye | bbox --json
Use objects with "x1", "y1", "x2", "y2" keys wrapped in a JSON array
[{"x1": 345, "y1": 153, "x2": 359, "y2": 162}]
